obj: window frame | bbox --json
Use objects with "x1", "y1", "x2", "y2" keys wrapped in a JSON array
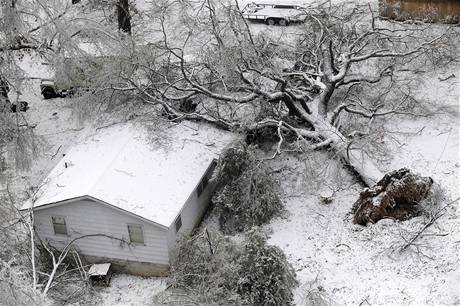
[
  {"x1": 175, "y1": 215, "x2": 182, "y2": 233},
  {"x1": 127, "y1": 224, "x2": 145, "y2": 245},
  {"x1": 196, "y1": 177, "x2": 208, "y2": 197},
  {"x1": 196, "y1": 160, "x2": 217, "y2": 197},
  {"x1": 51, "y1": 215, "x2": 68, "y2": 236}
]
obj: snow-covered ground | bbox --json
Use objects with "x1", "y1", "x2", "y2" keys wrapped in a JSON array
[
  {"x1": 3, "y1": 60, "x2": 86, "y2": 202},
  {"x1": 98, "y1": 274, "x2": 166, "y2": 306},
  {"x1": 268, "y1": 61, "x2": 460, "y2": 305},
  {"x1": 3, "y1": 0, "x2": 458, "y2": 305}
]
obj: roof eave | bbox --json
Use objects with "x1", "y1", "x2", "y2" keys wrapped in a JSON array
[{"x1": 21, "y1": 195, "x2": 169, "y2": 230}]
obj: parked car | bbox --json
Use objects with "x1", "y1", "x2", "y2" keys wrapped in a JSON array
[
  {"x1": 241, "y1": 2, "x2": 307, "y2": 26},
  {"x1": 40, "y1": 79, "x2": 75, "y2": 99},
  {"x1": 39, "y1": 55, "x2": 107, "y2": 100}
]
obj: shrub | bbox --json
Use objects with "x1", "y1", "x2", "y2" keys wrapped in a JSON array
[
  {"x1": 0, "y1": 258, "x2": 50, "y2": 306},
  {"x1": 168, "y1": 229, "x2": 298, "y2": 305},
  {"x1": 213, "y1": 142, "x2": 284, "y2": 234},
  {"x1": 236, "y1": 230, "x2": 298, "y2": 305},
  {"x1": 215, "y1": 141, "x2": 252, "y2": 183},
  {"x1": 168, "y1": 230, "x2": 242, "y2": 304}
]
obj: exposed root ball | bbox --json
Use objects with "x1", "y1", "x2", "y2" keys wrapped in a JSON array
[{"x1": 353, "y1": 168, "x2": 433, "y2": 225}]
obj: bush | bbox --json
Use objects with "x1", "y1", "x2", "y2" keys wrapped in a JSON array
[
  {"x1": 168, "y1": 229, "x2": 297, "y2": 305},
  {"x1": 213, "y1": 142, "x2": 284, "y2": 234},
  {"x1": 236, "y1": 230, "x2": 298, "y2": 305},
  {"x1": 0, "y1": 258, "x2": 50, "y2": 306},
  {"x1": 168, "y1": 230, "x2": 242, "y2": 304}
]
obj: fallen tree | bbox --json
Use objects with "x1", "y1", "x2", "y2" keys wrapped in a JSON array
[
  {"x1": 92, "y1": 1, "x2": 456, "y2": 189},
  {"x1": 56, "y1": 1, "x2": 456, "y2": 212}
]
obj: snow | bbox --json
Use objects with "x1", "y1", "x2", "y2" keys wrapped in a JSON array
[
  {"x1": 97, "y1": 274, "x2": 166, "y2": 306},
  {"x1": 16, "y1": 53, "x2": 54, "y2": 79},
  {"x1": 88, "y1": 263, "x2": 111, "y2": 276},
  {"x1": 238, "y1": 0, "x2": 370, "y2": 8},
  {"x1": 22, "y1": 122, "x2": 234, "y2": 227},
  {"x1": 382, "y1": 74, "x2": 460, "y2": 200},
  {"x1": 268, "y1": 161, "x2": 459, "y2": 305},
  {"x1": 3, "y1": 0, "x2": 458, "y2": 304},
  {"x1": 267, "y1": 62, "x2": 460, "y2": 305},
  {"x1": 245, "y1": 7, "x2": 303, "y2": 18}
]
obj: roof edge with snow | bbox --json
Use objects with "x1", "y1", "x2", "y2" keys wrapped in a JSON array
[{"x1": 21, "y1": 195, "x2": 169, "y2": 230}]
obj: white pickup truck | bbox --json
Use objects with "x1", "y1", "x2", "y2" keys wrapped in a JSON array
[{"x1": 241, "y1": 3, "x2": 306, "y2": 26}]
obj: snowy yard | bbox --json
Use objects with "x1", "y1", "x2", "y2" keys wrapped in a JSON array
[
  {"x1": 19, "y1": 55, "x2": 454, "y2": 306},
  {"x1": 268, "y1": 63, "x2": 460, "y2": 305},
  {"x1": 98, "y1": 275, "x2": 166, "y2": 306},
  {"x1": 1, "y1": 0, "x2": 459, "y2": 305}
]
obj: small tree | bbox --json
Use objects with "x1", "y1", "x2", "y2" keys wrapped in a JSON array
[
  {"x1": 0, "y1": 258, "x2": 50, "y2": 306},
  {"x1": 0, "y1": 191, "x2": 47, "y2": 305},
  {"x1": 168, "y1": 229, "x2": 297, "y2": 305},
  {"x1": 237, "y1": 230, "x2": 298, "y2": 306},
  {"x1": 213, "y1": 142, "x2": 284, "y2": 234},
  {"x1": 0, "y1": 0, "x2": 126, "y2": 171}
]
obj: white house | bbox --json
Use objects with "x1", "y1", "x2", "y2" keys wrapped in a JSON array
[{"x1": 21, "y1": 122, "x2": 234, "y2": 276}]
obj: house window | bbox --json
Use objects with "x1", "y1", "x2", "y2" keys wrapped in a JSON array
[
  {"x1": 175, "y1": 215, "x2": 182, "y2": 232},
  {"x1": 127, "y1": 224, "x2": 144, "y2": 244},
  {"x1": 196, "y1": 177, "x2": 208, "y2": 197},
  {"x1": 52, "y1": 216, "x2": 68, "y2": 235},
  {"x1": 197, "y1": 160, "x2": 217, "y2": 197}
]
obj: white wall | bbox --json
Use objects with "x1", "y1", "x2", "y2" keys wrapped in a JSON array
[
  {"x1": 34, "y1": 199, "x2": 170, "y2": 265},
  {"x1": 166, "y1": 175, "x2": 217, "y2": 251}
]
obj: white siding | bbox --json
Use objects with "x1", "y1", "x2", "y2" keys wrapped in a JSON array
[
  {"x1": 34, "y1": 199, "x2": 170, "y2": 265},
  {"x1": 167, "y1": 177, "x2": 216, "y2": 250}
]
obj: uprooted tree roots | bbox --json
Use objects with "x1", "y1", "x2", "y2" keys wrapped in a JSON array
[{"x1": 352, "y1": 168, "x2": 434, "y2": 225}]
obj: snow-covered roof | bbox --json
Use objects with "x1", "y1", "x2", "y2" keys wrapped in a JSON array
[
  {"x1": 239, "y1": 0, "x2": 308, "y2": 8},
  {"x1": 22, "y1": 122, "x2": 235, "y2": 227},
  {"x1": 88, "y1": 263, "x2": 111, "y2": 276}
]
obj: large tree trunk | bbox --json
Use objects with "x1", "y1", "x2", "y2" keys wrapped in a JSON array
[
  {"x1": 312, "y1": 115, "x2": 383, "y2": 186},
  {"x1": 117, "y1": 0, "x2": 131, "y2": 35},
  {"x1": 301, "y1": 98, "x2": 384, "y2": 186}
]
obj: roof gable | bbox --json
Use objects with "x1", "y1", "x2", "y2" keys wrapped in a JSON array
[{"x1": 29, "y1": 195, "x2": 169, "y2": 229}]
